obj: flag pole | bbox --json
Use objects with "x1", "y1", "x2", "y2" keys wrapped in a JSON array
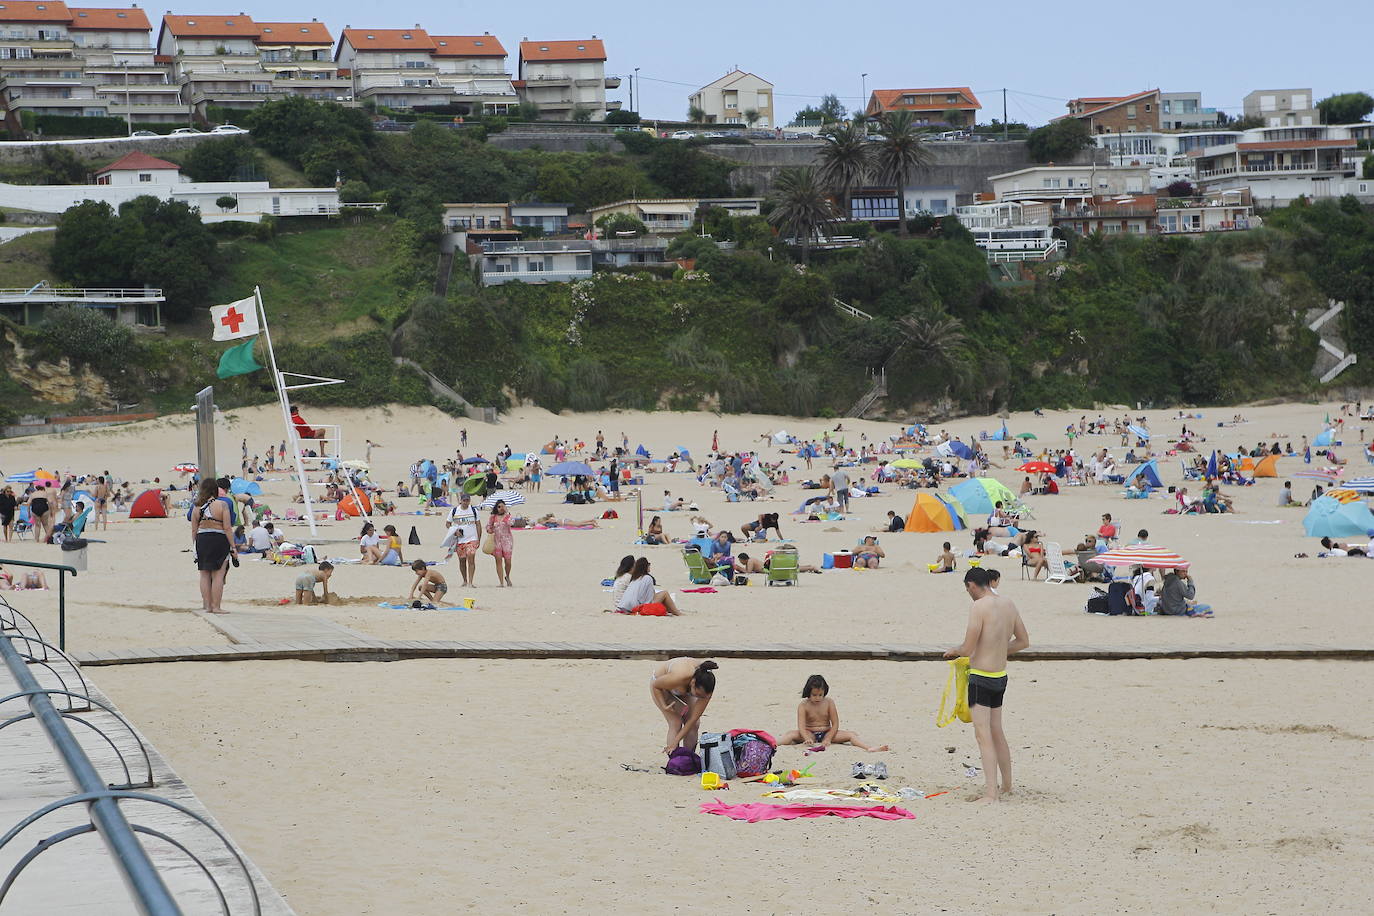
[{"x1": 255, "y1": 285, "x2": 320, "y2": 536}]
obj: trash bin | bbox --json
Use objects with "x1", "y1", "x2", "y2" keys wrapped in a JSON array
[{"x1": 60, "y1": 537, "x2": 88, "y2": 571}]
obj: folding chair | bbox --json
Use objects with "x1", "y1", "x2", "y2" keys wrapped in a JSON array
[
  {"x1": 683, "y1": 548, "x2": 728, "y2": 585},
  {"x1": 1042, "y1": 542, "x2": 1076, "y2": 584},
  {"x1": 765, "y1": 547, "x2": 799, "y2": 586}
]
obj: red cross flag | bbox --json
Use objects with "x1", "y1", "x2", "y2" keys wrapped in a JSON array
[{"x1": 210, "y1": 296, "x2": 260, "y2": 341}]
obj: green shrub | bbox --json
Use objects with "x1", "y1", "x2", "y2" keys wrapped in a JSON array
[{"x1": 38, "y1": 306, "x2": 134, "y2": 369}]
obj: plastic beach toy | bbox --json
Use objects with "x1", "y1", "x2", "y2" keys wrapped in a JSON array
[{"x1": 701, "y1": 772, "x2": 722, "y2": 790}]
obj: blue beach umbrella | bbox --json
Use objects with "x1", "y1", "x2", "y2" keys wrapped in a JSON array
[
  {"x1": 1344, "y1": 477, "x2": 1374, "y2": 493},
  {"x1": 462, "y1": 456, "x2": 489, "y2": 464},
  {"x1": 5, "y1": 471, "x2": 36, "y2": 483},
  {"x1": 1302, "y1": 496, "x2": 1374, "y2": 538},
  {"x1": 230, "y1": 478, "x2": 262, "y2": 496},
  {"x1": 1128, "y1": 425, "x2": 1151, "y2": 441},
  {"x1": 1206, "y1": 450, "x2": 1218, "y2": 479},
  {"x1": 948, "y1": 441, "x2": 974, "y2": 460},
  {"x1": 547, "y1": 461, "x2": 595, "y2": 477}
]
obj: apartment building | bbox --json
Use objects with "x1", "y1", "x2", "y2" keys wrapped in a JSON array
[
  {"x1": 335, "y1": 27, "x2": 450, "y2": 109},
  {"x1": 1243, "y1": 88, "x2": 1317, "y2": 127},
  {"x1": 1059, "y1": 89, "x2": 1161, "y2": 134},
  {"x1": 865, "y1": 87, "x2": 980, "y2": 126},
  {"x1": 156, "y1": 14, "x2": 273, "y2": 116},
  {"x1": 479, "y1": 238, "x2": 593, "y2": 285},
  {"x1": 432, "y1": 33, "x2": 516, "y2": 115},
  {"x1": 1159, "y1": 91, "x2": 1218, "y2": 130},
  {"x1": 0, "y1": 4, "x2": 189, "y2": 126},
  {"x1": 516, "y1": 37, "x2": 620, "y2": 120},
  {"x1": 1191, "y1": 127, "x2": 1356, "y2": 206},
  {"x1": 988, "y1": 165, "x2": 1150, "y2": 202},
  {"x1": 255, "y1": 20, "x2": 347, "y2": 104},
  {"x1": 689, "y1": 70, "x2": 773, "y2": 128}
]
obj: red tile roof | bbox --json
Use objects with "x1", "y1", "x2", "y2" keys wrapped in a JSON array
[
  {"x1": 67, "y1": 7, "x2": 150, "y2": 30},
  {"x1": 869, "y1": 87, "x2": 981, "y2": 112},
  {"x1": 1236, "y1": 139, "x2": 1356, "y2": 151},
  {"x1": 1061, "y1": 89, "x2": 1158, "y2": 119},
  {"x1": 519, "y1": 39, "x2": 606, "y2": 62},
  {"x1": 340, "y1": 28, "x2": 435, "y2": 52},
  {"x1": 161, "y1": 14, "x2": 259, "y2": 39},
  {"x1": 0, "y1": 1, "x2": 72, "y2": 23},
  {"x1": 96, "y1": 151, "x2": 180, "y2": 174},
  {"x1": 256, "y1": 21, "x2": 331, "y2": 45},
  {"x1": 432, "y1": 34, "x2": 506, "y2": 57}
]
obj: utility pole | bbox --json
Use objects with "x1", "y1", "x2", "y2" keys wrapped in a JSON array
[
  {"x1": 1002, "y1": 88, "x2": 1008, "y2": 141},
  {"x1": 634, "y1": 67, "x2": 640, "y2": 114},
  {"x1": 861, "y1": 72, "x2": 868, "y2": 121}
]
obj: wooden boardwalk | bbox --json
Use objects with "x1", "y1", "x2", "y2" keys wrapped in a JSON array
[
  {"x1": 0, "y1": 641, "x2": 295, "y2": 914},
  {"x1": 193, "y1": 608, "x2": 370, "y2": 645},
  {"x1": 69, "y1": 640, "x2": 1374, "y2": 667}
]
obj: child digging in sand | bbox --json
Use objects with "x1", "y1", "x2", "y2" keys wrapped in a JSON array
[
  {"x1": 294, "y1": 562, "x2": 333, "y2": 605},
  {"x1": 408, "y1": 561, "x2": 448, "y2": 605},
  {"x1": 777, "y1": 674, "x2": 889, "y2": 753}
]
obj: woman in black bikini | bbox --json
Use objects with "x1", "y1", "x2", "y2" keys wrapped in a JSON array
[{"x1": 191, "y1": 477, "x2": 236, "y2": 614}]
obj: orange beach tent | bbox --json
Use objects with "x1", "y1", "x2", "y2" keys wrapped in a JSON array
[
  {"x1": 1252, "y1": 454, "x2": 1280, "y2": 478},
  {"x1": 904, "y1": 492, "x2": 967, "y2": 533}
]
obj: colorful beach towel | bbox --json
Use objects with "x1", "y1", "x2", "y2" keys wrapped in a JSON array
[
  {"x1": 700, "y1": 801, "x2": 913, "y2": 822},
  {"x1": 376, "y1": 601, "x2": 476, "y2": 611}
]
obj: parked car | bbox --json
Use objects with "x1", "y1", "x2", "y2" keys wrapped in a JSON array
[
  {"x1": 701, "y1": 131, "x2": 724, "y2": 139},
  {"x1": 210, "y1": 124, "x2": 245, "y2": 133},
  {"x1": 170, "y1": 127, "x2": 201, "y2": 135},
  {"x1": 129, "y1": 130, "x2": 158, "y2": 138},
  {"x1": 670, "y1": 130, "x2": 695, "y2": 140},
  {"x1": 373, "y1": 119, "x2": 411, "y2": 131}
]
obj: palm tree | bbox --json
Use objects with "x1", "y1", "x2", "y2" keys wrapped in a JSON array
[
  {"x1": 766, "y1": 167, "x2": 835, "y2": 264},
  {"x1": 896, "y1": 310, "x2": 967, "y2": 369},
  {"x1": 872, "y1": 110, "x2": 935, "y2": 237},
  {"x1": 815, "y1": 122, "x2": 871, "y2": 221},
  {"x1": 687, "y1": 105, "x2": 706, "y2": 124}
]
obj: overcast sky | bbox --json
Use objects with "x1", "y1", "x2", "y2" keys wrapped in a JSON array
[{"x1": 163, "y1": 1, "x2": 1366, "y2": 124}]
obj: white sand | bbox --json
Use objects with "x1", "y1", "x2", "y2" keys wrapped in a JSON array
[{"x1": 3, "y1": 401, "x2": 1372, "y2": 912}]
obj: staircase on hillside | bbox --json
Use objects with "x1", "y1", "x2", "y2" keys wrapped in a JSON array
[
  {"x1": 847, "y1": 368, "x2": 888, "y2": 418},
  {"x1": 434, "y1": 251, "x2": 456, "y2": 297},
  {"x1": 1308, "y1": 299, "x2": 1358, "y2": 384},
  {"x1": 393, "y1": 357, "x2": 498, "y2": 423}
]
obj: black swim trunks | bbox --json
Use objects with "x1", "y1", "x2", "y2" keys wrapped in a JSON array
[{"x1": 968, "y1": 673, "x2": 1008, "y2": 709}]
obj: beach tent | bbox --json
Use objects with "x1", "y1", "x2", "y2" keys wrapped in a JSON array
[
  {"x1": 1313, "y1": 429, "x2": 1335, "y2": 448},
  {"x1": 1252, "y1": 454, "x2": 1280, "y2": 478},
  {"x1": 505, "y1": 458, "x2": 525, "y2": 473},
  {"x1": 904, "y1": 492, "x2": 966, "y2": 533},
  {"x1": 1303, "y1": 496, "x2": 1374, "y2": 538},
  {"x1": 949, "y1": 478, "x2": 1018, "y2": 515},
  {"x1": 229, "y1": 478, "x2": 261, "y2": 496},
  {"x1": 772, "y1": 430, "x2": 791, "y2": 445},
  {"x1": 1124, "y1": 460, "x2": 1163, "y2": 489},
  {"x1": 129, "y1": 489, "x2": 167, "y2": 519},
  {"x1": 635, "y1": 444, "x2": 651, "y2": 459},
  {"x1": 338, "y1": 491, "x2": 372, "y2": 517}
]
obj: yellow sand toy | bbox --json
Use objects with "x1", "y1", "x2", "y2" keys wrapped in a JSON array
[
  {"x1": 936, "y1": 656, "x2": 972, "y2": 727},
  {"x1": 701, "y1": 772, "x2": 723, "y2": 790}
]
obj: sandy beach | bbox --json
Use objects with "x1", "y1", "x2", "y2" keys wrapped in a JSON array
[{"x1": 2, "y1": 401, "x2": 1372, "y2": 913}]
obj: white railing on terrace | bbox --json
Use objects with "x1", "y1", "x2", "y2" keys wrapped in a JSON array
[
  {"x1": 985, "y1": 240, "x2": 1065, "y2": 263},
  {"x1": 1198, "y1": 162, "x2": 1350, "y2": 178},
  {"x1": 0, "y1": 287, "x2": 163, "y2": 302}
]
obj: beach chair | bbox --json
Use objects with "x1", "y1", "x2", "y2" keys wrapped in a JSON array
[
  {"x1": 13, "y1": 506, "x2": 31, "y2": 541},
  {"x1": 766, "y1": 548, "x2": 799, "y2": 586},
  {"x1": 722, "y1": 482, "x2": 741, "y2": 503},
  {"x1": 1042, "y1": 542, "x2": 1075, "y2": 584},
  {"x1": 683, "y1": 549, "x2": 726, "y2": 585},
  {"x1": 51, "y1": 508, "x2": 91, "y2": 545},
  {"x1": 1181, "y1": 461, "x2": 1202, "y2": 481}
]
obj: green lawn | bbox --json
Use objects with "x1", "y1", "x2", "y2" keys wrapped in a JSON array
[
  {"x1": 0, "y1": 230, "x2": 56, "y2": 288},
  {"x1": 193, "y1": 220, "x2": 400, "y2": 342}
]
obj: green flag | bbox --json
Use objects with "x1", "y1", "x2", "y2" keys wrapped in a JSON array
[{"x1": 217, "y1": 336, "x2": 262, "y2": 379}]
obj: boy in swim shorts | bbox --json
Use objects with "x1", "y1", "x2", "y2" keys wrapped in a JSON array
[
  {"x1": 945, "y1": 567, "x2": 1029, "y2": 803},
  {"x1": 295, "y1": 562, "x2": 333, "y2": 605},
  {"x1": 409, "y1": 560, "x2": 448, "y2": 605}
]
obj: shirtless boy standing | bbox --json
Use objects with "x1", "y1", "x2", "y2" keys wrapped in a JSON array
[{"x1": 944, "y1": 567, "x2": 1030, "y2": 803}]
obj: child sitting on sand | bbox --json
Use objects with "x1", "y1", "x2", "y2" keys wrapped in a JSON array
[
  {"x1": 408, "y1": 561, "x2": 448, "y2": 604},
  {"x1": 294, "y1": 562, "x2": 333, "y2": 605},
  {"x1": 778, "y1": 674, "x2": 888, "y2": 753},
  {"x1": 932, "y1": 541, "x2": 956, "y2": 573}
]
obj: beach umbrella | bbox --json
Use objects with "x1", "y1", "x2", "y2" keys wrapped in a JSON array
[
  {"x1": 1016, "y1": 432, "x2": 1037, "y2": 440},
  {"x1": 1292, "y1": 469, "x2": 1340, "y2": 482},
  {"x1": 1302, "y1": 496, "x2": 1374, "y2": 538},
  {"x1": 1323, "y1": 489, "x2": 1367, "y2": 504},
  {"x1": 1206, "y1": 450, "x2": 1218, "y2": 479},
  {"x1": 480, "y1": 492, "x2": 526, "y2": 509},
  {"x1": 1094, "y1": 544, "x2": 1190, "y2": 569},
  {"x1": 1016, "y1": 461, "x2": 1056, "y2": 474},
  {"x1": 461, "y1": 456, "x2": 489, "y2": 465},
  {"x1": 5, "y1": 471, "x2": 36, "y2": 483},
  {"x1": 547, "y1": 461, "x2": 595, "y2": 477},
  {"x1": 949, "y1": 478, "x2": 1018, "y2": 515},
  {"x1": 890, "y1": 459, "x2": 923, "y2": 469},
  {"x1": 948, "y1": 441, "x2": 974, "y2": 460},
  {"x1": 1127, "y1": 425, "x2": 1151, "y2": 441},
  {"x1": 1343, "y1": 477, "x2": 1374, "y2": 493},
  {"x1": 229, "y1": 478, "x2": 262, "y2": 496}
]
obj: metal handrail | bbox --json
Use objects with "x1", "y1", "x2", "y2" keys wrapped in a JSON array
[
  {"x1": 0, "y1": 560, "x2": 76, "y2": 650},
  {"x1": 0, "y1": 627, "x2": 181, "y2": 914}
]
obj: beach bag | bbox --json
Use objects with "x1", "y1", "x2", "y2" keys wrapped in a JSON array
[
  {"x1": 937, "y1": 656, "x2": 972, "y2": 727},
  {"x1": 481, "y1": 534, "x2": 496, "y2": 555},
  {"x1": 710, "y1": 573, "x2": 731, "y2": 587},
  {"x1": 601, "y1": 510, "x2": 619, "y2": 519},
  {"x1": 663, "y1": 747, "x2": 702, "y2": 776},
  {"x1": 566, "y1": 492, "x2": 587, "y2": 505},
  {"x1": 731, "y1": 734, "x2": 774, "y2": 777},
  {"x1": 699, "y1": 733, "x2": 737, "y2": 780},
  {"x1": 408, "y1": 525, "x2": 420, "y2": 546},
  {"x1": 1084, "y1": 587, "x2": 1109, "y2": 615},
  {"x1": 301, "y1": 545, "x2": 317, "y2": 564}
]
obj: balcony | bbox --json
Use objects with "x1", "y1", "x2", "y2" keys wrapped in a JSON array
[
  {"x1": 482, "y1": 240, "x2": 590, "y2": 254},
  {"x1": 1053, "y1": 205, "x2": 1155, "y2": 219},
  {"x1": 1197, "y1": 160, "x2": 1351, "y2": 179},
  {"x1": 525, "y1": 74, "x2": 571, "y2": 86},
  {"x1": 604, "y1": 76, "x2": 620, "y2": 88},
  {"x1": 999, "y1": 187, "x2": 1096, "y2": 202}
]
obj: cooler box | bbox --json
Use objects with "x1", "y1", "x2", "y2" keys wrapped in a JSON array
[
  {"x1": 832, "y1": 550, "x2": 853, "y2": 569},
  {"x1": 821, "y1": 553, "x2": 834, "y2": 569}
]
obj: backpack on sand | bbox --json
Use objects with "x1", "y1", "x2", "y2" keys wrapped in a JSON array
[
  {"x1": 664, "y1": 747, "x2": 702, "y2": 776},
  {"x1": 731, "y1": 733, "x2": 775, "y2": 778},
  {"x1": 699, "y1": 732, "x2": 737, "y2": 780}
]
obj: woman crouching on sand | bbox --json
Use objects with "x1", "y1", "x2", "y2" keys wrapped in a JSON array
[{"x1": 649, "y1": 658, "x2": 718, "y2": 754}]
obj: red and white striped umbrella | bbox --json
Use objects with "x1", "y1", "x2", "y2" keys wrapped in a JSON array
[{"x1": 1093, "y1": 543, "x2": 1190, "y2": 569}]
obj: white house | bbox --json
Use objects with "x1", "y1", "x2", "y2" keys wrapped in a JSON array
[
  {"x1": 689, "y1": 70, "x2": 773, "y2": 128},
  {"x1": 479, "y1": 239, "x2": 592, "y2": 285},
  {"x1": 431, "y1": 33, "x2": 516, "y2": 115},
  {"x1": 335, "y1": 27, "x2": 449, "y2": 109},
  {"x1": 1191, "y1": 131, "x2": 1358, "y2": 206},
  {"x1": 988, "y1": 165, "x2": 1151, "y2": 203},
  {"x1": 0, "y1": 149, "x2": 342, "y2": 222},
  {"x1": 254, "y1": 20, "x2": 348, "y2": 104},
  {"x1": 156, "y1": 13, "x2": 272, "y2": 117},
  {"x1": 516, "y1": 38, "x2": 619, "y2": 121}
]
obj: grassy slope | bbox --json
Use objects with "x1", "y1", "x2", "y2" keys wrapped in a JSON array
[
  {"x1": 189, "y1": 221, "x2": 398, "y2": 343},
  {"x1": 0, "y1": 231, "x2": 56, "y2": 288}
]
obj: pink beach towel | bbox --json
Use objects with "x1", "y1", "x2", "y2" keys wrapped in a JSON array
[
  {"x1": 682, "y1": 587, "x2": 718, "y2": 593},
  {"x1": 700, "y1": 801, "x2": 913, "y2": 822}
]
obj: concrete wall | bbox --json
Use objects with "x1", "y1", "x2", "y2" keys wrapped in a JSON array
[
  {"x1": 488, "y1": 133, "x2": 624, "y2": 152},
  {"x1": 706, "y1": 140, "x2": 1104, "y2": 199},
  {"x1": 0, "y1": 133, "x2": 219, "y2": 168}
]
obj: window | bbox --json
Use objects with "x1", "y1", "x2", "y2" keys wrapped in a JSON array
[
  {"x1": 489, "y1": 218, "x2": 501, "y2": 229},
  {"x1": 929, "y1": 198, "x2": 948, "y2": 215},
  {"x1": 1043, "y1": 178, "x2": 1061, "y2": 189},
  {"x1": 139, "y1": 173, "x2": 152, "y2": 182},
  {"x1": 757, "y1": 93, "x2": 768, "y2": 106},
  {"x1": 576, "y1": 254, "x2": 591, "y2": 271},
  {"x1": 1144, "y1": 103, "x2": 1151, "y2": 112},
  {"x1": 1126, "y1": 104, "x2": 1137, "y2": 118}
]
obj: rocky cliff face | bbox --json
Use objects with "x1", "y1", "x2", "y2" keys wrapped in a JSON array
[{"x1": 4, "y1": 328, "x2": 115, "y2": 408}]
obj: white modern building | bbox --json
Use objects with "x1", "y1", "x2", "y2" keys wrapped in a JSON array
[
  {"x1": 988, "y1": 165, "x2": 1150, "y2": 202},
  {"x1": 479, "y1": 239, "x2": 592, "y2": 285},
  {"x1": 688, "y1": 69, "x2": 773, "y2": 128},
  {"x1": 0, "y1": 149, "x2": 342, "y2": 221},
  {"x1": 1159, "y1": 91, "x2": 1219, "y2": 130},
  {"x1": 516, "y1": 37, "x2": 619, "y2": 120}
]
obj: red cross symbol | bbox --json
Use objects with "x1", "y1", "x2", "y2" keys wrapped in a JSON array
[{"x1": 220, "y1": 307, "x2": 246, "y2": 334}]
